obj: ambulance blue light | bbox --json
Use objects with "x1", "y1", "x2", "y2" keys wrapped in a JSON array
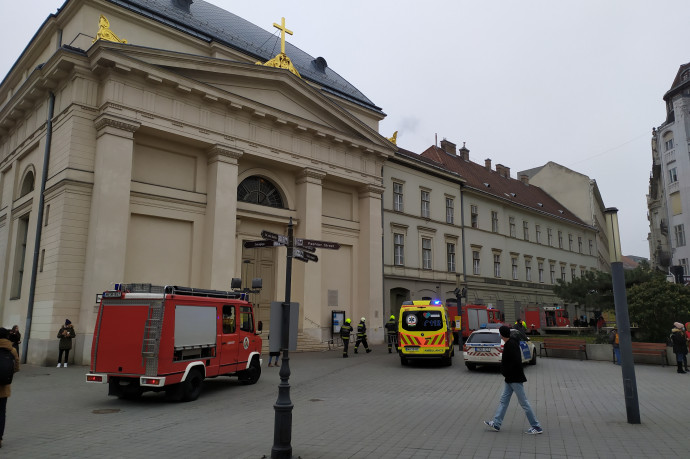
[{"x1": 432, "y1": 300, "x2": 441, "y2": 305}]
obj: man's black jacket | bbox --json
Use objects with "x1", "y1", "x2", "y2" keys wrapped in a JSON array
[{"x1": 501, "y1": 336, "x2": 527, "y2": 383}]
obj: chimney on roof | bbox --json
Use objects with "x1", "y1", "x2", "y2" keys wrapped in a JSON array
[
  {"x1": 496, "y1": 164, "x2": 504, "y2": 176},
  {"x1": 459, "y1": 142, "x2": 469, "y2": 161},
  {"x1": 496, "y1": 164, "x2": 510, "y2": 178},
  {"x1": 485, "y1": 158, "x2": 492, "y2": 170},
  {"x1": 520, "y1": 174, "x2": 529, "y2": 185},
  {"x1": 440, "y1": 139, "x2": 456, "y2": 155}
]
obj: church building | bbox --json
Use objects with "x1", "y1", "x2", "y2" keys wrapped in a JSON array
[{"x1": 0, "y1": 0, "x2": 395, "y2": 364}]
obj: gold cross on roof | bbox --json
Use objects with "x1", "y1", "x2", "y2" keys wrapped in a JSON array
[{"x1": 273, "y1": 17, "x2": 293, "y2": 55}]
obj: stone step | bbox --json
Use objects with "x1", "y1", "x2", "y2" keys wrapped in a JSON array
[{"x1": 261, "y1": 332, "x2": 337, "y2": 354}]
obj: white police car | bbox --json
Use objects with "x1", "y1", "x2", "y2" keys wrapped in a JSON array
[{"x1": 463, "y1": 326, "x2": 536, "y2": 371}]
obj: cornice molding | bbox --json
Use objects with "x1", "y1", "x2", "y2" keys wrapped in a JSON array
[
  {"x1": 207, "y1": 144, "x2": 243, "y2": 164},
  {"x1": 94, "y1": 113, "x2": 140, "y2": 133},
  {"x1": 296, "y1": 168, "x2": 326, "y2": 185}
]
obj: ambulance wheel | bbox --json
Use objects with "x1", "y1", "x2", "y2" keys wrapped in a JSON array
[
  {"x1": 400, "y1": 355, "x2": 409, "y2": 366},
  {"x1": 443, "y1": 353, "x2": 453, "y2": 367},
  {"x1": 181, "y1": 369, "x2": 204, "y2": 402},
  {"x1": 529, "y1": 352, "x2": 537, "y2": 365},
  {"x1": 239, "y1": 357, "x2": 261, "y2": 385},
  {"x1": 465, "y1": 362, "x2": 476, "y2": 371}
]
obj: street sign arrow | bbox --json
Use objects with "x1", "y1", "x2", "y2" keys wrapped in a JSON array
[
  {"x1": 299, "y1": 238, "x2": 340, "y2": 250},
  {"x1": 244, "y1": 239, "x2": 285, "y2": 249},
  {"x1": 294, "y1": 249, "x2": 318, "y2": 262},
  {"x1": 294, "y1": 239, "x2": 316, "y2": 252},
  {"x1": 261, "y1": 230, "x2": 288, "y2": 245}
]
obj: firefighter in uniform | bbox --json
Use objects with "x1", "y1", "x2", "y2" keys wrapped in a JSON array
[
  {"x1": 385, "y1": 315, "x2": 397, "y2": 353},
  {"x1": 354, "y1": 317, "x2": 372, "y2": 354},
  {"x1": 340, "y1": 318, "x2": 353, "y2": 358}
]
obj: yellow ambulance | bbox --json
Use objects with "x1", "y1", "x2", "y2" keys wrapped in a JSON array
[{"x1": 397, "y1": 300, "x2": 454, "y2": 366}]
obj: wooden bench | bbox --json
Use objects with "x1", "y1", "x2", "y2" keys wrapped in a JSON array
[
  {"x1": 613, "y1": 342, "x2": 668, "y2": 366},
  {"x1": 539, "y1": 338, "x2": 588, "y2": 360}
]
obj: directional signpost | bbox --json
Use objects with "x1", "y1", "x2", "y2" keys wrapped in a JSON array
[{"x1": 243, "y1": 219, "x2": 340, "y2": 459}]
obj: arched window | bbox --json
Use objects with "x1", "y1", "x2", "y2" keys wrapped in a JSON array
[
  {"x1": 237, "y1": 176, "x2": 284, "y2": 208},
  {"x1": 20, "y1": 171, "x2": 35, "y2": 198}
]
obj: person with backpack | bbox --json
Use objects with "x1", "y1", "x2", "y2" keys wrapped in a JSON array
[
  {"x1": 671, "y1": 322, "x2": 688, "y2": 374},
  {"x1": 0, "y1": 327, "x2": 20, "y2": 449}
]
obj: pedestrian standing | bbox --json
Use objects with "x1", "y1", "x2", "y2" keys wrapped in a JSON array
[
  {"x1": 0, "y1": 327, "x2": 20, "y2": 448},
  {"x1": 685, "y1": 322, "x2": 690, "y2": 372},
  {"x1": 609, "y1": 328, "x2": 620, "y2": 365},
  {"x1": 354, "y1": 317, "x2": 371, "y2": 354},
  {"x1": 267, "y1": 334, "x2": 280, "y2": 367},
  {"x1": 484, "y1": 325, "x2": 543, "y2": 434},
  {"x1": 671, "y1": 322, "x2": 688, "y2": 374},
  {"x1": 340, "y1": 318, "x2": 353, "y2": 358},
  {"x1": 7, "y1": 326, "x2": 20, "y2": 360},
  {"x1": 57, "y1": 319, "x2": 76, "y2": 368},
  {"x1": 385, "y1": 315, "x2": 397, "y2": 353}
]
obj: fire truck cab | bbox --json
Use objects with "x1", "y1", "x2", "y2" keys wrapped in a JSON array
[{"x1": 86, "y1": 283, "x2": 263, "y2": 402}]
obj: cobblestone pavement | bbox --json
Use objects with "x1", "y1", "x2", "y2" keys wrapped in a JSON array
[{"x1": 6, "y1": 345, "x2": 687, "y2": 458}]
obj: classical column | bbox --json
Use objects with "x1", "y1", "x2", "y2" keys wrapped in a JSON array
[
  {"x1": 203, "y1": 144, "x2": 243, "y2": 289},
  {"x1": 80, "y1": 114, "x2": 139, "y2": 359},
  {"x1": 358, "y1": 184, "x2": 385, "y2": 334},
  {"x1": 294, "y1": 168, "x2": 325, "y2": 338}
]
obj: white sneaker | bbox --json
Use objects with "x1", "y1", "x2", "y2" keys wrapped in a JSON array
[
  {"x1": 64, "y1": 363, "x2": 68, "y2": 368},
  {"x1": 56, "y1": 363, "x2": 61, "y2": 367}
]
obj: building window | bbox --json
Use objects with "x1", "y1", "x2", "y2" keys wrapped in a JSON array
[
  {"x1": 665, "y1": 138, "x2": 674, "y2": 151},
  {"x1": 509, "y1": 217, "x2": 516, "y2": 238},
  {"x1": 568, "y1": 234, "x2": 574, "y2": 251},
  {"x1": 547, "y1": 228, "x2": 553, "y2": 246},
  {"x1": 494, "y1": 253, "x2": 501, "y2": 277},
  {"x1": 680, "y1": 258, "x2": 689, "y2": 277},
  {"x1": 558, "y1": 231, "x2": 563, "y2": 249},
  {"x1": 394, "y1": 233, "x2": 404, "y2": 266},
  {"x1": 669, "y1": 167, "x2": 678, "y2": 183},
  {"x1": 421, "y1": 190, "x2": 430, "y2": 218},
  {"x1": 578, "y1": 236, "x2": 583, "y2": 253},
  {"x1": 523, "y1": 221, "x2": 529, "y2": 240},
  {"x1": 491, "y1": 211, "x2": 499, "y2": 233},
  {"x1": 512, "y1": 257, "x2": 518, "y2": 280},
  {"x1": 471, "y1": 205, "x2": 478, "y2": 228},
  {"x1": 538, "y1": 262, "x2": 544, "y2": 283},
  {"x1": 237, "y1": 176, "x2": 285, "y2": 208},
  {"x1": 571, "y1": 268, "x2": 576, "y2": 280},
  {"x1": 393, "y1": 182, "x2": 404, "y2": 212},
  {"x1": 422, "y1": 238, "x2": 432, "y2": 269},
  {"x1": 675, "y1": 224, "x2": 686, "y2": 247},
  {"x1": 536, "y1": 225, "x2": 542, "y2": 244},
  {"x1": 447, "y1": 243, "x2": 456, "y2": 272},
  {"x1": 550, "y1": 264, "x2": 556, "y2": 283},
  {"x1": 446, "y1": 198, "x2": 454, "y2": 224},
  {"x1": 589, "y1": 239, "x2": 593, "y2": 255},
  {"x1": 581, "y1": 269, "x2": 585, "y2": 277},
  {"x1": 473, "y1": 250, "x2": 481, "y2": 275},
  {"x1": 560, "y1": 265, "x2": 566, "y2": 281},
  {"x1": 525, "y1": 259, "x2": 532, "y2": 282},
  {"x1": 11, "y1": 215, "x2": 30, "y2": 299}
]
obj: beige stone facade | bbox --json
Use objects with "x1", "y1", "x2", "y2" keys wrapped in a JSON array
[{"x1": 0, "y1": 0, "x2": 394, "y2": 364}]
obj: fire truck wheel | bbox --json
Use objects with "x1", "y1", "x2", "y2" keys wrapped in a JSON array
[
  {"x1": 465, "y1": 362, "x2": 476, "y2": 371},
  {"x1": 238, "y1": 357, "x2": 261, "y2": 385},
  {"x1": 181, "y1": 369, "x2": 204, "y2": 402},
  {"x1": 400, "y1": 355, "x2": 409, "y2": 366}
]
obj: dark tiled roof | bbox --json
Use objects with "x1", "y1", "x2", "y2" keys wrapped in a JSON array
[
  {"x1": 108, "y1": 0, "x2": 381, "y2": 112},
  {"x1": 419, "y1": 146, "x2": 589, "y2": 228},
  {"x1": 665, "y1": 62, "x2": 690, "y2": 100}
]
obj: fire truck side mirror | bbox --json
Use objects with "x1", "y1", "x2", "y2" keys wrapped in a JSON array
[
  {"x1": 231, "y1": 278, "x2": 242, "y2": 290},
  {"x1": 251, "y1": 278, "x2": 263, "y2": 290}
]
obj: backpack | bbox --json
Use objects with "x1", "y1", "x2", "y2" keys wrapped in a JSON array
[
  {"x1": 607, "y1": 331, "x2": 616, "y2": 345},
  {"x1": 0, "y1": 348, "x2": 15, "y2": 385}
]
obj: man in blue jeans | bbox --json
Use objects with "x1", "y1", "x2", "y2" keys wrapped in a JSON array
[{"x1": 484, "y1": 325, "x2": 543, "y2": 434}]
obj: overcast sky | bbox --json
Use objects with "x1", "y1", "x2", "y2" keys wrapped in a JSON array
[{"x1": 2, "y1": 0, "x2": 689, "y2": 258}]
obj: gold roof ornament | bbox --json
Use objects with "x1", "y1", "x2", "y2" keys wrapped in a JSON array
[
  {"x1": 255, "y1": 17, "x2": 301, "y2": 78},
  {"x1": 388, "y1": 131, "x2": 398, "y2": 145},
  {"x1": 93, "y1": 14, "x2": 127, "y2": 44}
]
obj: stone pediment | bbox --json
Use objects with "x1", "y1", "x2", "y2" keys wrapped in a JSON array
[{"x1": 92, "y1": 44, "x2": 393, "y2": 152}]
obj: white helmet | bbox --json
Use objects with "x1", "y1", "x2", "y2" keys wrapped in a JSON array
[{"x1": 361, "y1": 317, "x2": 366, "y2": 322}]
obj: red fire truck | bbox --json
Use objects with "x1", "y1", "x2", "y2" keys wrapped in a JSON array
[
  {"x1": 448, "y1": 304, "x2": 503, "y2": 341},
  {"x1": 86, "y1": 283, "x2": 263, "y2": 402},
  {"x1": 522, "y1": 305, "x2": 571, "y2": 334}
]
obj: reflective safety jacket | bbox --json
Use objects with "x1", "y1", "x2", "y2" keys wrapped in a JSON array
[
  {"x1": 385, "y1": 318, "x2": 397, "y2": 335},
  {"x1": 357, "y1": 321, "x2": 367, "y2": 337},
  {"x1": 340, "y1": 323, "x2": 353, "y2": 340}
]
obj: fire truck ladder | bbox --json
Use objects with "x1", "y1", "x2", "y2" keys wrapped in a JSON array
[{"x1": 142, "y1": 300, "x2": 164, "y2": 376}]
